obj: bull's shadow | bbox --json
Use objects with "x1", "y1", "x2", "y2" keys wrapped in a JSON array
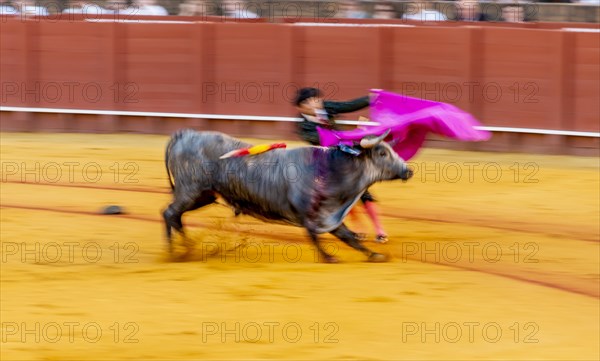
[
  {"x1": 165, "y1": 234, "x2": 246, "y2": 263},
  {"x1": 163, "y1": 221, "x2": 358, "y2": 264}
]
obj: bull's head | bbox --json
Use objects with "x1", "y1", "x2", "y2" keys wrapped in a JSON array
[{"x1": 359, "y1": 130, "x2": 413, "y2": 182}]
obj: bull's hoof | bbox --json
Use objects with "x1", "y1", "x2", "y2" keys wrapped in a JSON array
[
  {"x1": 323, "y1": 255, "x2": 339, "y2": 264},
  {"x1": 355, "y1": 233, "x2": 367, "y2": 242},
  {"x1": 368, "y1": 252, "x2": 388, "y2": 263},
  {"x1": 170, "y1": 252, "x2": 191, "y2": 263}
]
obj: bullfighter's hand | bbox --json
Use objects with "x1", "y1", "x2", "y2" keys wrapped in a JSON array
[{"x1": 369, "y1": 90, "x2": 382, "y2": 103}]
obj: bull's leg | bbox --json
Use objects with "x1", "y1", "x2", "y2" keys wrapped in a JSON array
[
  {"x1": 307, "y1": 231, "x2": 338, "y2": 264},
  {"x1": 163, "y1": 191, "x2": 216, "y2": 254},
  {"x1": 330, "y1": 223, "x2": 388, "y2": 263},
  {"x1": 163, "y1": 198, "x2": 192, "y2": 255}
]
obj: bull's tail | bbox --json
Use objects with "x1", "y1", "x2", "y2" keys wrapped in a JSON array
[{"x1": 165, "y1": 130, "x2": 186, "y2": 191}]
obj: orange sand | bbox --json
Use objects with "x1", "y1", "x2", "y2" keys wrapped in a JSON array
[{"x1": 1, "y1": 133, "x2": 598, "y2": 360}]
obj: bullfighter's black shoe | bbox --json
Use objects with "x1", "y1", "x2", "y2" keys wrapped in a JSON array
[{"x1": 375, "y1": 234, "x2": 389, "y2": 244}]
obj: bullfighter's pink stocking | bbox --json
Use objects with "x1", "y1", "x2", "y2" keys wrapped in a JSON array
[{"x1": 363, "y1": 201, "x2": 386, "y2": 236}]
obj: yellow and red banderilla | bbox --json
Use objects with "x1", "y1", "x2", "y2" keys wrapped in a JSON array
[{"x1": 219, "y1": 143, "x2": 287, "y2": 159}]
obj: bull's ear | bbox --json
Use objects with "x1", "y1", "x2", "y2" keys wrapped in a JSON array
[{"x1": 360, "y1": 129, "x2": 391, "y2": 149}]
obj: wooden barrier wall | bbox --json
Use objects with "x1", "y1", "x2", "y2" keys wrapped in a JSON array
[{"x1": 0, "y1": 18, "x2": 598, "y2": 154}]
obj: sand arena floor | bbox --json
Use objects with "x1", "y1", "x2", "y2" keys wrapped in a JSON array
[{"x1": 1, "y1": 132, "x2": 598, "y2": 360}]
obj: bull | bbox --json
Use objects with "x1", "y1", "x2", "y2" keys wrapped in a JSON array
[{"x1": 163, "y1": 129, "x2": 413, "y2": 263}]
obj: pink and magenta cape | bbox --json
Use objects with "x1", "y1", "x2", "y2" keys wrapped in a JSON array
[{"x1": 317, "y1": 90, "x2": 491, "y2": 161}]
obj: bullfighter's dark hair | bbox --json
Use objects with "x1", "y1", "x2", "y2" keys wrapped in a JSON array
[{"x1": 294, "y1": 87, "x2": 322, "y2": 106}]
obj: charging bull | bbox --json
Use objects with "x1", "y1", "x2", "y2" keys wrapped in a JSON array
[{"x1": 163, "y1": 129, "x2": 413, "y2": 263}]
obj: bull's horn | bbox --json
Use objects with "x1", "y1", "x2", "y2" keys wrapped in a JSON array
[{"x1": 360, "y1": 129, "x2": 391, "y2": 148}]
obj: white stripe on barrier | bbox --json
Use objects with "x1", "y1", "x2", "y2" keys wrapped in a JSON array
[
  {"x1": 562, "y1": 28, "x2": 600, "y2": 33},
  {"x1": 1, "y1": 106, "x2": 598, "y2": 138},
  {"x1": 293, "y1": 23, "x2": 414, "y2": 27},
  {"x1": 0, "y1": 106, "x2": 296, "y2": 122},
  {"x1": 473, "y1": 126, "x2": 599, "y2": 138},
  {"x1": 87, "y1": 19, "x2": 197, "y2": 24}
]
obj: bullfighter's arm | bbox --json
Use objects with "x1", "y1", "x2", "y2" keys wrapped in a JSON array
[{"x1": 324, "y1": 96, "x2": 370, "y2": 115}]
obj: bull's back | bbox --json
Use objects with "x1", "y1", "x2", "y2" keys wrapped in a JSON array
[
  {"x1": 172, "y1": 130, "x2": 250, "y2": 161},
  {"x1": 167, "y1": 130, "x2": 314, "y2": 226}
]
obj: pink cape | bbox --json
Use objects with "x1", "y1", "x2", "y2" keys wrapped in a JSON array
[{"x1": 317, "y1": 90, "x2": 492, "y2": 161}]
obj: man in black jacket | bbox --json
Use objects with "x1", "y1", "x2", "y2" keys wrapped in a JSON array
[{"x1": 294, "y1": 87, "x2": 388, "y2": 243}]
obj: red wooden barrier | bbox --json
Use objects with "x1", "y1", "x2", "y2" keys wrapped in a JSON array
[
  {"x1": 0, "y1": 18, "x2": 598, "y2": 137},
  {"x1": 211, "y1": 22, "x2": 294, "y2": 116},
  {"x1": 123, "y1": 22, "x2": 199, "y2": 113},
  {"x1": 479, "y1": 27, "x2": 564, "y2": 129},
  {"x1": 572, "y1": 31, "x2": 600, "y2": 133},
  {"x1": 389, "y1": 26, "x2": 472, "y2": 112}
]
